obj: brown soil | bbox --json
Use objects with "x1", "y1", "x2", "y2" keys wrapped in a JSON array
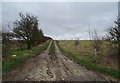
[{"x1": 2, "y1": 41, "x2": 118, "y2": 81}]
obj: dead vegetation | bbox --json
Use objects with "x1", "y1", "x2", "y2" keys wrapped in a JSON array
[{"x1": 59, "y1": 40, "x2": 118, "y2": 71}]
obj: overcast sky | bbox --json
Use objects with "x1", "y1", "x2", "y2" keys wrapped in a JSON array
[{"x1": 2, "y1": 2, "x2": 118, "y2": 40}]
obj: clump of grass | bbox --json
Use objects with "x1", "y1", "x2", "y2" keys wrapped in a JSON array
[
  {"x1": 2, "y1": 40, "x2": 50, "y2": 73},
  {"x1": 49, "y1": 40, "x2": 55, "y2": 55},
  {"x1": 57, "y1": 42, "x2": 120, "y2": 80}
]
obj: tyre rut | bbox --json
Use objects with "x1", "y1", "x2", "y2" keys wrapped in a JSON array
[{"x1": 2, "y1": 41, "x2": 118, "y2": 81}]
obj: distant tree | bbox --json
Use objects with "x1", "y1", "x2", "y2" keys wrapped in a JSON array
[
  {"x1": 43, "y1": 36, "x2": 52, "y2": 42},
  {"x1": 74, "y1": 38, "x2": 79, "y2": 51},
  {"x1": 0, "y1": 30, "x2": 2, "y2": 40},
  {"x1": 2, "y1": 30, "x2": 13, "y2": 57},
  {"x1": 12, "y1": 13, "x2": 43, "y2": 49},
  {"x1": 75, "y1": 38, "x2": 79, "y2": 46},
  {"x1": 38, "y1": 29, "x2": 44, "y2": 43}
]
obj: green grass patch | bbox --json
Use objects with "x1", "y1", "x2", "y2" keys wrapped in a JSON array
[
  {"x1": 2, "y1": 40, "x2": 51, "y2": 73},
  {"x1": 49, "y1": 40, "x2": 55, "y2": 55},
  {"x1": 57, "y1": 42, "x2": 120, "y2": 80}
]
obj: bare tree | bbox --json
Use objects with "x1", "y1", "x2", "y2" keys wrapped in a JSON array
[
  {"x1": 88, "y1": 28, "x2": 102, "y2": 64},
  {"x1": 92, "y1": 28, "x2": 102, "y2": 52},
  {"x1": 88, "y1": 28, "x2": 102, "y2": 52},
  {"x1": 88, "y1": 28, "x2": 92, "y2": 41}
]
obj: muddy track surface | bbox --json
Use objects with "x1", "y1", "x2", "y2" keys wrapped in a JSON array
[{"x1": 2, "y1": 41, "x2": 118, "y2": 81}]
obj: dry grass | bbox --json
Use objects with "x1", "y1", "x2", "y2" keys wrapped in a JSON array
[{"x1": 59, "y1": 40, "x2": 118, "y2": 71}]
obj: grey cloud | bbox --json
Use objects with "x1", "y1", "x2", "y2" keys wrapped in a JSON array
[{"x1": 2, "y1": 2, "x2": 118, "y2": 40}]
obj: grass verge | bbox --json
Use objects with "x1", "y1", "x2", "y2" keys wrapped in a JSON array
[
  {"x1": 2, "y1": 40, "x2": 51, "y2": 73},
  {"x1": 57, "y1": 41, "x2": 120, "y2": 80},
  {"x1": 49, "y1": 40, "x2": 55, "y2": 55}
]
